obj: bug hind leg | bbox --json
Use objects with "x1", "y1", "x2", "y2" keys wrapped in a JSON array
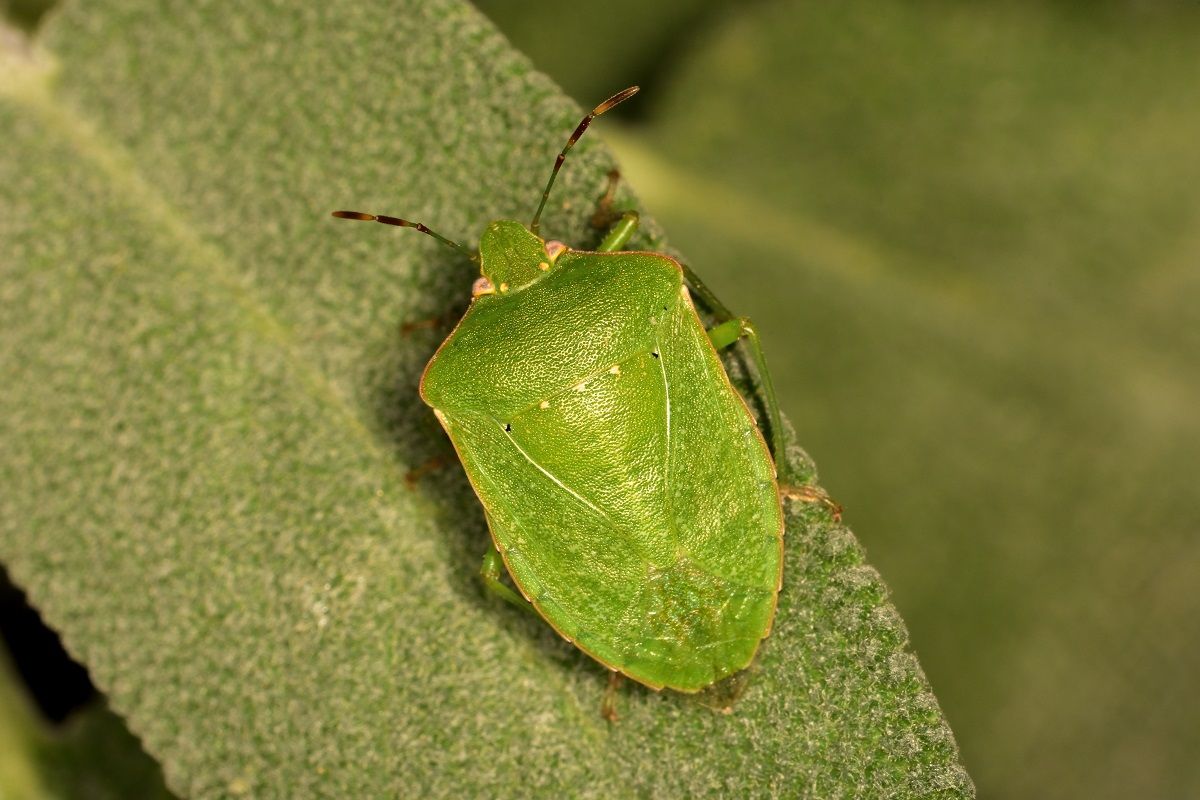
[
  {"x1": 600, "y1": 671, "x2": 624, "y2": 722},
  {"x1": 403, "y1": 455, "x2": 447, "y2": 488},
  {"x1": 694, "y1": 667, "x2": 756, "y2": 715},
  {"x1": 780, "y1": 483, "x2": 843, "y2": 522},
  {"x1": 479, "y1": 546, "x2": 538, "y2": 615},
  {"x1": 706, "y1": 316, "x2": 787, "y2": 478}
]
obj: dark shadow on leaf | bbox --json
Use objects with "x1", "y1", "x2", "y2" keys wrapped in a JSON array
[{"x1": 361, "y1": 249, "x2": 609, "y2": 692}]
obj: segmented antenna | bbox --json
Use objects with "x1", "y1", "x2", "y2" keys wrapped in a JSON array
[
  {"x1": 331, "y1": 211, "x2": 478, "y2": 262},
  {"x1": 529, "y1": 86, "x2": 639, "y2": 236}
]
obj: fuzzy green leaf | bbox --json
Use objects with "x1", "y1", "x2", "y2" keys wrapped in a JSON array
[{"x1": 0, "y1": 2, "x2": 971, "y2": 796}]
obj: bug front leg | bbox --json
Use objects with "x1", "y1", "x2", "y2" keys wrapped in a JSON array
[
  {"x1": 596, "y1": 210, "x2": 639, "y2": 253},
  {"x1": 479, "y1": 546, "x2": 538, "y2": 615},
  {"x1": 591, "y1": 168, "x2": 624, "y2": 230},
  {"x1": 590, "y1": 168, "x2": 638, "y2": 252}
]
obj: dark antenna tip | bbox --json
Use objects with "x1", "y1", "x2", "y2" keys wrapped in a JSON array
[
  {"x1": 331, "y1": 208, "x2": 477, "y2": 262},
  {"x1": 530, "y1": 86, "x2": 641, "y2": 235},
  {"x1": 596, "y1": 86, "x2": 639, "y2": 115}
]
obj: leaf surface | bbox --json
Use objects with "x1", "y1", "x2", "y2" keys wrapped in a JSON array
[{"x1": 0, "y1": 2, "x2": 971, "y2": 796}]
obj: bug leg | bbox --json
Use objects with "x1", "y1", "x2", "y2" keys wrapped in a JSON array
[
  {"x1": 590, "y1": 168, "x2": 624, "y2": 230},
  {"x1": 479, "y1": 546, "x2": 538, "y2": 615},
  {"x1": 597, "y1": 210, "x2": 640, "y2": 252},
  {"x1": 589, "y1": 168, "x2": 639, "y2": 251},
  {"x1": 680, "y1": 261, "x2": 738, "y2": 323},
  {"x1": 600, "y1": 671, "x2": 624, "y2": 723},
  {"x1": 706, "y1": 313, "x2": 841, "y2": 517},
  {"x1": 403, "y1": 455, "x2": 447, "y2": 488},
  {"x1": 400, "y1": 317, "x2": 442, "y2": 335},
  {"x1": 400, "y1": 299, "x2": 470, "y2": 339},
  {"x1": 696, "y1": 669, "x2": 753, "y2": 714},
  {"x1": 780, "y1": 483, "x2": 843, "y2": 522},
  {"x1": 595, "y1": 182, "x2": 786, "y2": 474},
  {"x1": 400, "y1": 309, "x2": 457, "y2": 337},
  {"x1": 706, "y1": 316, "x2": 787, "y2": 477}
]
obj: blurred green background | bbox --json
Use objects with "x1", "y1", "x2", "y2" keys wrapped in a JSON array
[
  {"x1": 470, "y1": 1, "x2": 1200, "y2": 797},
  {"x1": 2, "y1": 1, "x2": 1198, "y2": 798}
]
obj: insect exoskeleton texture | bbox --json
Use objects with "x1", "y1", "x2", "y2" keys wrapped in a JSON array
[
  {"x1": 420, "y1": 220, "x2": 783, "y2": 691},
  {"x1": 333, "y1": 85, "x2": 806, "y2": 696}
]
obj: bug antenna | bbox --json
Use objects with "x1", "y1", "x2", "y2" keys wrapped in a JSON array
[
  {"x1": 529, "y1": 86, "x2": 639, "y2": 236},
  {"x1": 331, "y1": 210, "x2": 478, "y2": 262}
]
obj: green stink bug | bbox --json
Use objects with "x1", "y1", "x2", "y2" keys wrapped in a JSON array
[{"x1": 333, "y1": 87, "x2": 829, "y2": 701}]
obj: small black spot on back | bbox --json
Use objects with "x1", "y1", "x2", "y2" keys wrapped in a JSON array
[
  {"x1": 651, "y1": 351, "x2": 660, "y2": 359},
  {"x1": 504, "y1": 422, "x2": 512, "y2": 432}
]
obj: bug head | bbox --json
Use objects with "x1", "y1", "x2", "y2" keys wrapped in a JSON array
[{"x1": 474, "y1": 220, "x2": 562, "y2": 295}]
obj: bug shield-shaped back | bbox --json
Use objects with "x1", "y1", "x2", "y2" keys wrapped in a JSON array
[{"x1": 478, "y1": 221, "x2": 553, "y2": 294}]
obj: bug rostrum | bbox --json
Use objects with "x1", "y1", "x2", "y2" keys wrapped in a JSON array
[{"x1": 333, "y1": 86, "x2": 833, "y2": 708}]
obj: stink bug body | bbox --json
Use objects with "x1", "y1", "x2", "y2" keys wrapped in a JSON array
[{"x1": 334, "y1": 87, "x2": 821, "y2": 697}]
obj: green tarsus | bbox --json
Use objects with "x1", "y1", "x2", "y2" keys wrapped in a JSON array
[{"x1": 480, "y1": 545, "x2": 536, "y2": 614}]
